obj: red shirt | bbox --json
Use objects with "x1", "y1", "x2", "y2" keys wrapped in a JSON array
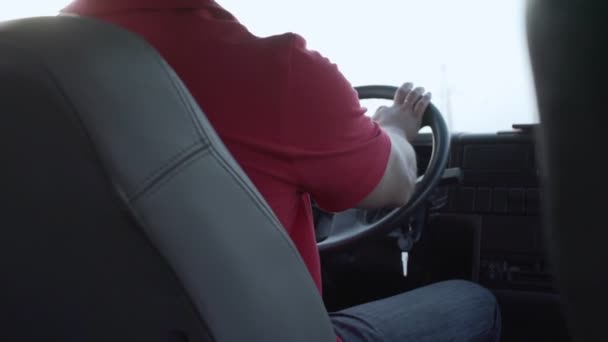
[{"x1": 63, "y1": 0, "x2": 390, "y2": 296}]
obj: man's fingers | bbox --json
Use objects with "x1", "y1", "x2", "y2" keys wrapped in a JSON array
[
  {"x1": 375, "y1": 105, "x2": 389, "y2": 114},
  {"x1": 414, "y1": 92, "x2": 432, "y2": 117},
  {"x1": 404, "y1": 87, "x2": 425, "y2": 108},
  {"x1": 394, "y1": 83, "x2": 413, "y2": 104},
  {"x1": 372, "y1": 105, "x2": 389, "y2": 120}
]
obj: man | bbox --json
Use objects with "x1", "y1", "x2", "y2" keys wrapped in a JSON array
[{"x1": 62, "y1": 0, "x2": 501, "y2": 340}]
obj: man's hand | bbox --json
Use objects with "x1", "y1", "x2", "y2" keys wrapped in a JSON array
[
  {"x1": 356, "y1": 82, "x2": 432, "y2": 208},
  {"x1": 372, "y1": 83, "x2": 432, "y2": 142}
]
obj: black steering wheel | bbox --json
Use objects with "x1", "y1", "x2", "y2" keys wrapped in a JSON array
[{"x1": 316, "y1": 85, "x2": 451, "y2": 253}]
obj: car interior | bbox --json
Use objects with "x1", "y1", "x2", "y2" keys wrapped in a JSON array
[{"x1": 0, "y1": 1, "x2": 603, "y2": 341}]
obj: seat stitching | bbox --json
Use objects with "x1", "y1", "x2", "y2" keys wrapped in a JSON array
[
  {"x1": 129, "y1": 140, "x2": 205, "y2": 200},
  {"x1": 131, "y1": 145, "x2": 211, "y2": 202},
  {"x1": 135, "y1": 148, "x2": 210, "y2": 201}
]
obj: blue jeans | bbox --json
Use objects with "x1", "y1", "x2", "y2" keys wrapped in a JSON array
[{"x1": 330, "y1": 280, "x2": 501, "y2": 342}]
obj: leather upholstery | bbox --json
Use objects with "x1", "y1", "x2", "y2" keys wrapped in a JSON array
[{"x1": 0, "y1": 16, "x2": 335, "y2": 342}]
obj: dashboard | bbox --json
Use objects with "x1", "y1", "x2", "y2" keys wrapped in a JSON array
[{"x1": 415, "y1": 128, "x2": 551, "y2": 292}]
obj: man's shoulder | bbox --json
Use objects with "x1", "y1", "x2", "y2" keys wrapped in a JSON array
[
  {"x1": 243, "y1": 32, "x2": 308, "y2": 58},
  {"x1": 244, "y1": 32, "x2": 325, "y2": 65}
]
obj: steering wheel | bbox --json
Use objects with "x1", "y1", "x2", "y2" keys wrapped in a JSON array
[{"x1": 316, "y1": 85, "x2": 451, "y2": 253}]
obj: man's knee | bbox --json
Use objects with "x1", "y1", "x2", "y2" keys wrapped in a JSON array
[
  {"x1": 438, "y1": 279, "x2": 501, "y2": 341},
  {"x1": 441, "y1": 279, "x2": 496, "y2": 300}
]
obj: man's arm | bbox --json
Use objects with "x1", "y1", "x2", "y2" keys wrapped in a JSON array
[
  {"x1": 356, "y1": 129, "x2": 417, "y2": 208},
  {"x1": 357, "y1": 83, "x2": 432, "y2": 209},
  {"x1": 283, "y1": 35, "x2": 431, "y2": 212}
]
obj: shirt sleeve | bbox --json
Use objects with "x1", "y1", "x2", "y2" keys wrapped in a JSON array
[{"x1": 281, "y1": 34, "x2": 392, "y2": 212}]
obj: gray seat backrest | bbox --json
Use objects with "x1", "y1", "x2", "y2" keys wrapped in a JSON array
[{"x1": 0, "y1": 16, "x2": 335, "y2": 342}]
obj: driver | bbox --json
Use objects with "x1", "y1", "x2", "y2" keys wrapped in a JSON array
[{"x1": 62, "y1": 0, "x2": 501, "y2": 341}]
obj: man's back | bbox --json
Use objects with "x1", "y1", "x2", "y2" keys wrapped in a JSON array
[{"x1": 64, "y1": 0, "x2": 392, "y2": 292}]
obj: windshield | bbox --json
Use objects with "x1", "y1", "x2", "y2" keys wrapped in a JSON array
[{"x1": 5, "y1": 0, "x2": 538, "y2": 133}]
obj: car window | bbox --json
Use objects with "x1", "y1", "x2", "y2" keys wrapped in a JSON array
[
  {"x1": 220, "y1": 0, "x2": 538, "y2": 133},
  {"x1": 4, "y1": 0, "x2": 539, "y2": 133}
]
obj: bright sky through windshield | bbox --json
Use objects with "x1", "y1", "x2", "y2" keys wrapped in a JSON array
[{"x1": 1, "y1": 0, "x2": 539, "y2": 133}]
